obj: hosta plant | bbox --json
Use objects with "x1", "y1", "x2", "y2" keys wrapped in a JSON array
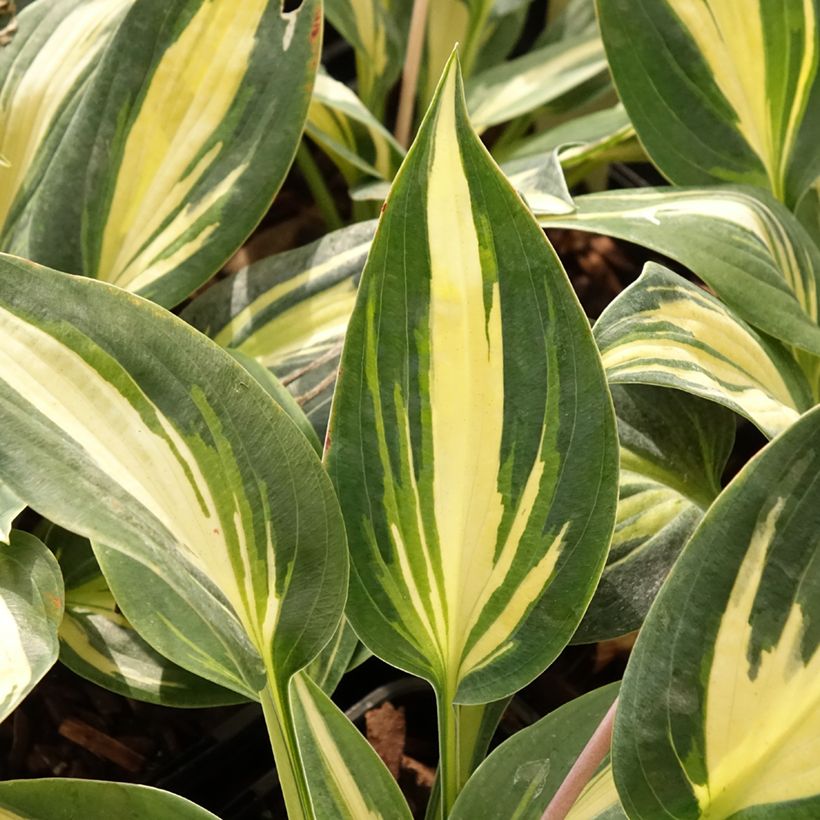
[{"x1": 2, "y1": 1, "x2": 820, "y2": 820}]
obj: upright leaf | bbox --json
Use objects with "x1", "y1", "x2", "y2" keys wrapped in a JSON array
[
  {"x1": 324, "y1": 0, "x2": 411, "y2": 115},
  {"x1": 0, "y1": 531, "x2": 63, "y2": 724},
  {"x1": 290, "y1": 674, "x2": 413, "y2": 818},
  {"x1": 326, "y1": 54, "x2": 617, "y2": 809},
  {"x1": 0, "y1": 0, "x2": 321, "y2": 307},
  {"x1": 597, "y1": 0, "x2": 820, "y2": 205},
  {"x1": 307, "y1": 68, "x2": 405, "y2": 183},
  {"x1": 614, "y1": 403, "x2": 820, "y2": 818},
  {"x1": 576, "y1": 384, "x2": 735, "y2": 642},
  {"x1": 595, "y1": 264, "x2": 813, "y2": 438}
]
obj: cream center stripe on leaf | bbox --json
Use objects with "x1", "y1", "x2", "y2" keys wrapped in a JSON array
[
  {"x1": 667, "y1": 0, "x2": 817, "y2": 193},
  {"x1": 0, "y1": 305, "x2": 275, "y2": 640},
  {"x1": 0, "y1": 0, "x2": 131, "y2": 232},
  {"x1": 98, "y1": 0, "x2": 267, "y2": 291},
  {"x1": 695, "y1": 497, "x2": 820, "y2": 817},
  {"x1": 426, "y1": 67, "x2": 560, "y2": 682}
]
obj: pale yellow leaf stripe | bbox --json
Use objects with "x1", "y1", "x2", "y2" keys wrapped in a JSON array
[
  {"x1": 0, "y1": 598, "x2": 30, "y2": 721},
  {"x1": 694, "y1": 498, "x2": 820, "y2": 818},
  {"x1": 602, "y1": 284, "x2": 801, "y2": 437},
  {"x1": 566, "y1": 763, "x2": 619, "y2": 819},
  {"x1": 0, "y1": 0, "x2": 131, "y2": 231},
  {"x1": 667, "y1": 0, "x2": 817, "y2": 197},
  {"x1": 212, "y1": 245, "x2": 365, "y2": 365},
  {"x1": 98, "y1": 0, "x2": 267, "y2": 292},
  {"x1": 386, "y1": 66, "x2": 565, "y2": 684},
  {"x1": 291, "y1": 675, "x2": 381, "y2": 820}
]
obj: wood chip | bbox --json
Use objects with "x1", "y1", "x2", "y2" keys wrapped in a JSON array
[
  {"x1": 58, "y1": 718, "x2": 145, "y2": 773},
  {"x1": 365, "y1": 702, "x2": 406, "y2": 779},
  {"x1": 400, "y1": 754, "x2": 436, "y2": 789}
]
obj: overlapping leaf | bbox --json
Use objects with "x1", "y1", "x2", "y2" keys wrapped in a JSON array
[
  {"x1": 576, "y1": 384, "x2": 735, "y2": 642},
  {"x1": 0, "y1": 780, "x2": 218, "y2": 819},
  {"x1": 594, "y1": 264, "x2": 813, "y2": 438},
  {"x1": 0, "y1": 479, "x2": 23, "y2": 542},
  {"x1": 421, "y1": 0, "x2": 531, "y2": 104},
  {"x1": 326, "y1": 53, "x2": 618, "y2": 716},
  {"x1": 539, "y1": 187, "x2": 820, "y2": 358},
  {"x1": 450, "y1": 684, "x2": 623, "y2": 819},
  {"x1": 597, "y1": 0, "x2": 820, "y2": 206},
  {"x1": 307, "y1": 69, "x2": 405, "y2": 182},
  {"x1": 0, "y1": 255, "x2": 347, "y2": 705},
  {"x1": 0, "y1": 0, "x2": 320, "y2": 308},
  {"x1": 466, "y1": 31, "x2": 608, "y2": 130},
  {"x1": 0, "y1": 531, "x2": 63, "y2": 724},
  {"x1": 614, "y1": 403, "x2": 820, "y2": 818},
  {"x1": 290, "y1": 674, "x2": 413, "y2": 818},
  {"x1": 183, "y1": 220, "x2": 377, "y2": 436},
  {"x1": 47, "y1": 526, "x2": 245, "y2": 707},
  {"x1": 324, "y1": 0, "x2": 410, "y2": 114}
]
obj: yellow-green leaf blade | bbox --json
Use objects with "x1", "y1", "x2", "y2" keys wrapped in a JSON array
[
  {"x1": 614, "y1": 403, "x2": 820, "y2": 817},
  {"x1": 49, "y1": 525, "x2": 246, "y2": 708},
  {"x1": 450, "y1": 684, "x2": 623, "y2": 820},
  {"x1": 183, "y1": 219, "x2": 377, "y2": 437},
  {"x1": 326, "y1": 55, "x2": 618, "y2": 705}
]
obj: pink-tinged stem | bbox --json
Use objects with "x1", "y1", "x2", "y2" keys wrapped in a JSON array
[
  {"x1": 541, "y1": 698, "x2": 619, "y2": 820},
  {"x1": 394, "y1": 0, "x2": 430, "y2": 148}
]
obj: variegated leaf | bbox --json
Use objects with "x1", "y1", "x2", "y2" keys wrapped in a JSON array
[
  {"x1": 183, "y1": 220, "x2": 376, "y2": 436},
  {"x1": 228, "y1": 349, "x2": 322, "y2": 454},
  {"x1": 307, "y1": 68, "x2": 405, "y2": 183},
  {"x1": 467, "y1": 31, "x2": 608, "y2": 130},
  {"x1": 0, "y1": 530, "x2": 63, "y2": 725},
  {"x1": 304, "y1": 617, "x2": 363, "y2": 695},
  {"x1": 540, "y1": 187, "x2": 820, "y2": 359},
  {"x1": 594, "y1": 264, "x2": 814, "y2": 438},
  {"x1": 324, "y1": 0, "x2": 411, "y2": 115},
  {"x1": 326, "y1": 55, "x2": 618, "y2": 810},
  {"x1": 0, "y1": 478, "x2": 23, "y2": 543},
  {"x1": 0, "y1": 780, "x2": 218, "y2": 820},
  {"x1": 576, "y1": 384, "x2": 735, "y2": 643},
  {"x1": 47, "y1": 525, "x2": 246, "y2": 708},
  {"x1": 290, "y1": 673, "x2": 413, "y2": 818},
  {"x1": 613, "y1": 402, "x2": 820, "y2": 818},
  {"x1": 501, "y1": 104, "x2": 641, "y2": 187},
  {"x1": 450, "y1": 684, "x2": 623, "y2": 820},
  {"x1": 421, "y1": 0, "x2": 530, "y2": 103},
  {"x1": 0, "y1": 0, "x2": 321, "y2": 308},
  {"x1": 566, "y1": 763, "x2": 622, "y2": 820},
  {"x1": 597, "y1": 0, "x2": 820, "y2": 206},
  {"x1": 0, "y1": 255, "x2": 348, "y2": 817}
]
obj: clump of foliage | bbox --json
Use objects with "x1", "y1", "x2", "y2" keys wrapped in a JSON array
[{"x1": 1, "y1": 1, "x2": 819, "y2": 819}]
